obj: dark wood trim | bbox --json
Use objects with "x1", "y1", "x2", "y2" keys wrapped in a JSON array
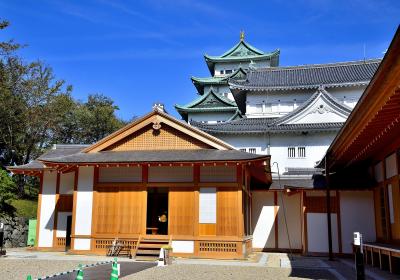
[
  {"x1": 274, "y1": 192, "x2": 278, "y2": 249},
  {"x1": 35, "y1": 172, "x2": 44, "y2": 248},
  {"x1": 336, "y1": 190, "x2": 342, "y2": 254}
]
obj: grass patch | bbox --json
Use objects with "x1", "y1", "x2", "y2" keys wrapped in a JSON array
[{"x1": 9, "y1": 199, "x2": 38, "y2": 218}]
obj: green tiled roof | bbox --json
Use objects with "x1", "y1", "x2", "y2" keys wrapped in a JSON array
[
  {"x1": 191, "y1": 68, "x2": 247, "y2": 94},
  {"x1": 204, "y1": 40, "x2": 280, "y2": 74},
  {"x1": 175, "y1": 89, "x2": 239, "y2": 121}
]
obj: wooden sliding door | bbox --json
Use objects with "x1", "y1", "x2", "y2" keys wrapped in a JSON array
[{"x1": 169, "y1": 187, "x2": 195, "y2": 236}]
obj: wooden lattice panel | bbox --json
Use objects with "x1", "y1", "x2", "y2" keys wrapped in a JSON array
[
  {"x1": 198, "y1": 241, "x2": 238, "y2": 253},
  {"x1": 94, "y1": 239, "x2": 137, "y2": 250},
  {"x1": 105, "y1": 124, "x2": 212, "y2": 151},
  {"x1": 56, "y1": 237, "x2": 66, "y2": 247}
]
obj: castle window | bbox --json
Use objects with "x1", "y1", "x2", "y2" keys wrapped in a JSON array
[
  {"x1": 298, "y1": 147, "x2": 306, "y2": 158},
  {"x1": 288, "y1": 147, "x2": 296, "y2": 158},
  {"x1": 249, "y1": 148, "x2": 256, "y2": 154},
  {"x1": 220, "y1": 70, "x2": 224, "y2": 75},
  {"x1": 239, "y1": 148, "x2": 246, "y2": 152},
  {"x1": 225, "y1": 69, "x2": 233, "y2": 74}
]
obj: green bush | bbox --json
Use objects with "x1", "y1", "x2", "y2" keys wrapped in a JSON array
[
  {"x1": 0, "y1": 169, "x2": 16, "y2": 211},
  {"x1": 9, "y1": 199, "x2": 38, "y2": 218}
]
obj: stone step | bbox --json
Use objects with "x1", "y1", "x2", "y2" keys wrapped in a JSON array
[
  {"x1": 136, "y1": 249, "x2": 160, "y2": 255},
  {"x1": 135, "y1": 255, "x2": 159, "y2": 261}
]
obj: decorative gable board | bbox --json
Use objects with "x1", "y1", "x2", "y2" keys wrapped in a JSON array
[
  {"x1": 279, "y1": 90, "x2": 350, "y2": 125},
  {"x1": 104, "y1": 123, "x2": 212, "y2": 151},
  {"x1": 195, "y1": 93, "x2": 231, "y2": 108}
]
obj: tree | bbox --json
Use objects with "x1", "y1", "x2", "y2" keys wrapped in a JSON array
[
  {"x1": 74, "y1": 94, "x2": 126, "y2": 144},
  {"x1": 0, "y1": 20, "x2": 21, "y2": 56},
  {"x1": 0, "y1": 169, "x2": 16, "y2": 211}
]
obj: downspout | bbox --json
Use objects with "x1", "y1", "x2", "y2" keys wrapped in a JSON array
[{"x1": 325, "y1": 153, "x2": 333, "y2": 261}]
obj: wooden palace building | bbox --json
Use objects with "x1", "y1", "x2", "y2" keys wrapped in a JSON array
[{"x1": 8, "y1": 107, "x2": 271, "y2": 259}]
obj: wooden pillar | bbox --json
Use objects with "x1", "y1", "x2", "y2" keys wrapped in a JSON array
[
  {"x1": 142, "y1": 164, "x2": 148, "y2": 235},
  {"x1": 52, "y1": 173, "x2": 61, "y2": 248},
  {"x1": 194, "y1": 164, "x2": 200, "y2": 237},
  {"x1": 35, "y1": 172, "x2": 44, "y2": 248},
  {"x1": 325, "y1": 154, "x2": 334, "y2": 260}
]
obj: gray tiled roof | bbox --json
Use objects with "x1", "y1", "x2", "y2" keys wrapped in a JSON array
[
  {"x1": 229, "y1": 59, "x2": 381, "y2": 91},
  {"x1": 8, "y1": 144, "x2": 89, "y2": 171},
  {"x1": 191, "y1": 118, "x2": 343, "y2": 134},
  {"x1": 40, "y1": 149, "x2": 268, "y2": 164}
]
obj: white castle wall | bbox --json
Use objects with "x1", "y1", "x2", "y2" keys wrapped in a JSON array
[
  {"x1": 188, "y1": 112, "x2": 235, "y2": 123},
  {"x1": 245, "y1": 86, "x2": 366, "y2": 118},
  {"x1": 218, "y1": 132, "x2": 336, "y2": 173}
]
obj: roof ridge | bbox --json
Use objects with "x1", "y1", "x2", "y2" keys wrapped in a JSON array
[{"x1": 252, "y1": 58, "x2": 381, "y2": 72}]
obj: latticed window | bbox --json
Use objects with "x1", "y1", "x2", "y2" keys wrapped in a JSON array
[
  {"x1": 239, "y1": 148, "x2": 246, "y2": 152},
  {"x1": 298, "y1": 147, "x2": 306, "y2": 158},
  {"x1": 249, "y1": 148, "x2": 256, "y2": 154},
  {"x1": 288, "y1": 147, "x2": 296, "y2": 158}
]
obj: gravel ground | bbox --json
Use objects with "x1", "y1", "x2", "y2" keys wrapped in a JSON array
[
  {"x1": 0, "y1": 259, "x2": 95, "y2": 280},
  {"x1": 121, "y1": 264, "x2": 336, "y2": 280}
]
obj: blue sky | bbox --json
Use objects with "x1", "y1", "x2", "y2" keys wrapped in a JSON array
[{"x1": 1, "y1": 0, "x2": 399, "y2": 120}]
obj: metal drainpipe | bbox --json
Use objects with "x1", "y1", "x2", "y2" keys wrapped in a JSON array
[{"x1": 325, "y1": 153, "x2": 334, "y2": 261}]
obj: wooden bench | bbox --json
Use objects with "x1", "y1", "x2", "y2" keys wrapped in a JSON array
[{"x1": 362, "y1": 243, "x2": 400, "y2": 273}]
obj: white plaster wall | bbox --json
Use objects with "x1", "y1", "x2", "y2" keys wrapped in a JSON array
[
  {"x1": 340, "y1": 191, "x2": 376, "y2": 254},
  {"x1": 38, "y1": 171, "x2": 57, "y2": 247},
  {"x1": 214, "y1": 61, "x2": 270, "y2": 76},
  {"x1": 149, "y1": 166, "x2": 193, "y2": 182},
  {"x1": 203, "y1": 85, "x2": 231, "y2": 96},
  {"x1": 327, "y1": 86, "x2": 365, "y2": 108},
  {"x1": 171, "y1": 240, "x2": 194, "y2": 253},
  {"x1": 59, "y1": 172, "x2": 74, "y2": 195},
  {"x1": 278, "y1": 193, "x2": 302, "y2": 249},
  {"x1": 385, "y1": 153, "x2": 398, "y2": 179},
  {"x1": 251, "y1": 191, "x2": 275, "y2": 249},
  {"x1": 56, "y1": 212, "x2": 72, "y2": 238},
  {"x1": 188, "y1": 112, "x2": 234, "y2": 123},
  {"x1": 199, "y1": 188, "x2": 217, "y2": 223},
  {"x1": 74, "y1": 167, "x2": 94, "y2": 237},
  {"x1": 307, "y1": 213, "x2": 339, "y2": 253},
  {"x1": 74, "y1": 238, "x2": 91, "y2": 250}
]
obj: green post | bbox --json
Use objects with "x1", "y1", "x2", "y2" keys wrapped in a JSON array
[
  {"x1": 26, "y1": 276, "x2": 32, "y2": 280},
  {"x1": 27, "y1": 219, "x2": 37, "y2": 247},
  {"x1": 75, "y1": 264, "x2": 84, "y2": 280},
  {"x1": 110, "y1": 258, "x2": 118, "y2": 280}
]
